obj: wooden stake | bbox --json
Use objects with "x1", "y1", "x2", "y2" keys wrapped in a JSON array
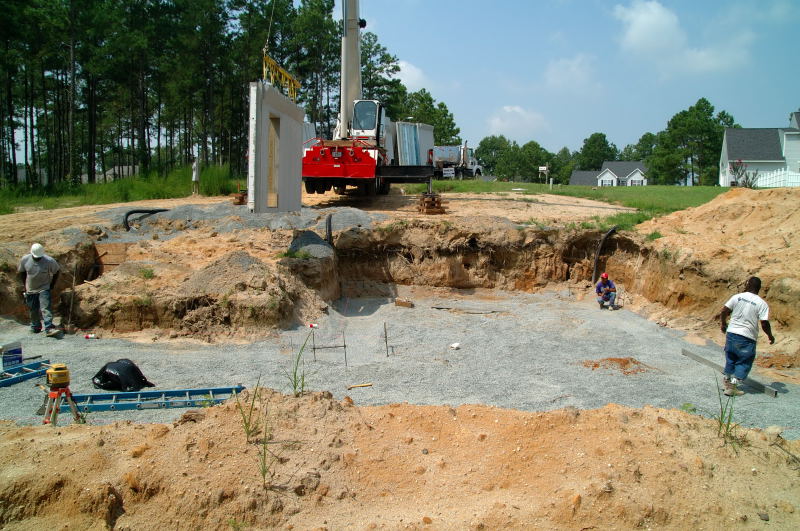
[{"x1": 347, "y1": 382, "x2": 372, "y2": 390}]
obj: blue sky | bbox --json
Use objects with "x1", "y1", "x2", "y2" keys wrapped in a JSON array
[{"x1": 356, "y1": 0, "x2": 799, "y2": 152}]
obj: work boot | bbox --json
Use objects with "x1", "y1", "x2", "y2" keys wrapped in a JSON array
[
  {"x1": 723, "y1": 379, "x2": 744, "y2": 397},
  {"x1": 599, "y1": 301, "x2": 605, "y2": 309},
  {"x1": 45, "y1": 328, "x2": 61, "y2": 338}
]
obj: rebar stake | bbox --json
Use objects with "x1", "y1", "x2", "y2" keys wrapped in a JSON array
[
  {"x1": 384, "y1": 322, "x2": 389, "y2": 357},
  {"x1": 343, "y1": 330, "x2": 348, "y2": 368}
]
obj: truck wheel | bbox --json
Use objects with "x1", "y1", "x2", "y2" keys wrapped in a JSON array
[
  {"x1": 378, "y1": 179, "x2": 390, "y2": 195},
  {"x1": 304, "y1": 181, "x2": 316, "y2": 194},
  {"x1": 358, "y1": 181, "x2": 377, "y2": 196}
]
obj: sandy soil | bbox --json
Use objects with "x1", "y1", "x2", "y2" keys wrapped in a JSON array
[
  {"x1": 0, "y1": 196, "x2": 225, "y2": 244},
  {"x1": 302, "y1": 189, "x2": 635, "y2": 225},
  {"x1": 1, "y1": 391, "x2": 798, "y2": 530},
  {"x1": 1, "y1": 187, "x2": 799, "y2": 529},
  {"x1": 0, "y1": 190, "x2": 630, "y2": 245}
]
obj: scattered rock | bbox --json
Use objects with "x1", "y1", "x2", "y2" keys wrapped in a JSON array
[
  {"x1": 765, "y1": 425, "x2": 784, "y2": 443},
  {"x1": 175, "y1": 410, "x2": 206, "y2": 425},
  {"x1": 130, "y1": 444, "x2": 150, "y2": 458},
  {"x1": 294, "y1": 472, "x2": 321, "y2": 496},
  {"x1": 778, "y1": 501, "x2": 795, "y2": 514}
]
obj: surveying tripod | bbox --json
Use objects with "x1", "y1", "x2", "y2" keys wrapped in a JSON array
[{"x1": 41, "y1": 363, "x2": 83, "y2": 426}]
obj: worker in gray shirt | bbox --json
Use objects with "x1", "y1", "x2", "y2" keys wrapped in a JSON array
[{"x1": 18, "y1": 243, "x2": 60, "y2": 336}]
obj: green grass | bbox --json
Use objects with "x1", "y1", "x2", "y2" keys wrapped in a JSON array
[
  {"x1": 404, "y1": 181, "x2": 728, "y2": 229},
  {"x1": 0, "y1": 164, "x2": 238, "y2": 215}
]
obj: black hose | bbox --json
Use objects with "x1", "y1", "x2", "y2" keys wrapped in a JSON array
[
  {"x1": 123, "y1": 209, "x2": 169, "y2": 231},
  {"x1": 592, "y1": 225, "x2": 618, "y2": 284}
]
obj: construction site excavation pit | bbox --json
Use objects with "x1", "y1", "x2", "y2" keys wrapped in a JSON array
[
  {"x1": 3, "y1": 189, "x2": 800, "y2": 529},
  {"x1": 1, "y1": 280, "x2": 798, "y2": 439},
  {"x1": 0, "y1": 191, "x2": 798, "y2": 436}
]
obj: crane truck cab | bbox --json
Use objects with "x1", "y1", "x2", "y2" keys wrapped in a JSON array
[{"x1": 351, "y1": 99, "x2": 395, "y2": 165}]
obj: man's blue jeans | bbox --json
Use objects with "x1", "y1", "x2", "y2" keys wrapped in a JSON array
[
  {"x1": 597, "y1": 292, "x2": 616, "y2": 307},
  {"x1": 25, "y1": 290, "x2": 54, "y2": 331},
  {"x1": 724, "y1": 332, "x2": 757, "y2": 380}
]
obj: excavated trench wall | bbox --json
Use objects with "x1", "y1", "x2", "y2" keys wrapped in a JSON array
[
  {"x1": 3, "y1": 221, "x2": 796, "y2": 338},
  {"x1": 333, "y1": 222, "x2": 796, "y2": 331}
]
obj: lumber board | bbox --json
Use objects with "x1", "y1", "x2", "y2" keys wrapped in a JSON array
[
  {"x1": 94, "y1": 242, "x2": 130, "y2": 273},
  {"x1": 680, "y1": 348, "x2": 778, "y2": 398}
]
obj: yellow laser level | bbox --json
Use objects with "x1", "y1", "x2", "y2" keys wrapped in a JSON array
[{"x1": 46, "y1": 363, "x2": 70, "y2": 388}]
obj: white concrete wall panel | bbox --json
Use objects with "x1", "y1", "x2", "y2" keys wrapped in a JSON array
[{"x1": 247, "y1": 82, "x2": 304, "y2": 213}]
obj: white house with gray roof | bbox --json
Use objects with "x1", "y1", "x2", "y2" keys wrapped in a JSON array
[
  {"x1": 569, "y1": 161, "x2": 647, "y2": 186},
  {"x1": 719, "y1": 111, "x2": 800, "y2": 187}
]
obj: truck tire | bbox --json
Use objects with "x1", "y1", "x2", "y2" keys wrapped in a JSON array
[
  {"x1": 378, "y1": 178, "x2": 391, "y2": 195},
  {"x1": 304, "y1": 180, "x2": 316, "y2": 194},
  {"x1": 357, "y1": 181, "x2": 377, "y2": 196}
]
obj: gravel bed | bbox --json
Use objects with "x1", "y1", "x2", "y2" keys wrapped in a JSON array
[{"x1": 2, "y1": 288, "x2": 797, "y2": 439}]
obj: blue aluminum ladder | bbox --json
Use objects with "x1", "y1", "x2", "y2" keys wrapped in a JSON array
[
  {"x1": 0, "y1": 360, "x2": 51, "y2": 388},
  {"x1": 60, "y1": 385, "x2": 245, "y2": 413}
]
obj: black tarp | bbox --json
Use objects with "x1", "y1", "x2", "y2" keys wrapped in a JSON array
[{"x1": 92, "y1": 359, "x2": 155, "y2": 392}]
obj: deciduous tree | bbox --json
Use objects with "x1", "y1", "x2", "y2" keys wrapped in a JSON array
[
  {"x1": 401, "y1": 88, "x2": 461, "y2": 145},
  {"x1": 475, "y1": 135, "x2": 512, "y2": 175},
  {"x1": 577, "y1": 132, "x2": 617, "y2": 171},
  {"x1": 646, "y1": 98, "x2": 738, "y2": 185}
]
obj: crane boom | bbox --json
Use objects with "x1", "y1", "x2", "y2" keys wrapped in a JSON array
[{"x1": 334, "y1": 0, "x2": 364, "y2": 140}]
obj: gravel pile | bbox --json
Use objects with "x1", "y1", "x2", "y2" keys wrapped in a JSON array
[
  {"x1": 289, "y1": 231, "x2": 334, "y2": 258},
  {"x1": 94, "y1": 203, "x2": 387, "y2": 244},
  {"x1": 2, "y1": 287, "x2": 797, "y2": 438}
]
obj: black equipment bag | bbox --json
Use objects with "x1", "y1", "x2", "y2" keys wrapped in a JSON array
[{"x1": 92, "y1": 358, "x2": 155, "y2": 392}]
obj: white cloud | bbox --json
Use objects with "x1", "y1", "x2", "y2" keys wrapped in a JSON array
[
  {"x1": 487, "y1": 106, "x2": 549, "y2": 142},
  {"x1": 613, "y1": 0, "x2": 753, "y2": 75},
  {"x1": 395, "y1": 60, "x2": 428, "y2": 92},
  {"x1": 545, "y1": 54, "x2": 596, "y2": 89}
]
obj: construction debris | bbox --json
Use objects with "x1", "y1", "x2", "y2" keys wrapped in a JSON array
[
  {"x1": 346, "y1": 382, "x2": 372, "y2": 390},
  {"x1": 395, "y1": 298, "x2": 414, "y2": 308}
]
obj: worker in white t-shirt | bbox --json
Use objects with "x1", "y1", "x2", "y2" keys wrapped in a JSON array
[
  {"x1": 191, "y1": 156, "x2": 200, "y2": 195},
  {"x1": 719, "y1": 276, "x2": 775, "y2": 396}
]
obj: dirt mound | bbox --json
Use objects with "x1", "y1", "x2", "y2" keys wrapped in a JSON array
[
  {"x1": 68, "y1": 247, "x2": 330, "y2": 341},
  {"x1": 180, "y1": 250, "x2": 274, "y2": 295},
  {"x1": 634, "y1": 187, "x2": 800, "y2": 368},
  {"x1": 1, "y1": 392, "x2": 798, "y2": 529}
]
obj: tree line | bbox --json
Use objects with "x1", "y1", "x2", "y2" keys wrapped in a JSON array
[
  {"x1": 475, "y1": 97, "x2": 738, "y2": 185},
  {"x1": 0, "y1": 0, "x2": 461, "y2": 188}
]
